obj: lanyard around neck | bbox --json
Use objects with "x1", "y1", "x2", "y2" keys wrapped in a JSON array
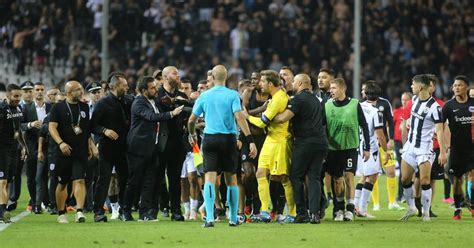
[{"x1": 66, "y1": 102, "x2": 81, "y2": 126}]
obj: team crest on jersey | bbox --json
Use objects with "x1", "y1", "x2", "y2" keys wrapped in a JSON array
[
  {"x1": 469, "y1": 106, "x2": 474, "y2": 113},
  {"x1": 80, "y1": 111, "x2": 86, "y2": 118},
  {"x1": 378, "y1": 106, "x2": 384, "y2": 112},
  {"x1": 423, "y1": 107, "x2": 430, "y2": 114},
  {"x1": 241, "y1": 155, "x2": 246, "y2": 160}
]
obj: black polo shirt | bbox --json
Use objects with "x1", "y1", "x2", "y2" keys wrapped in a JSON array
[
  {"x1": 288, "y1": 89, "x2": 328, "y2": 146},
  {"x1": 49, "y1": 100, "x2": 90, "y2": 157}
]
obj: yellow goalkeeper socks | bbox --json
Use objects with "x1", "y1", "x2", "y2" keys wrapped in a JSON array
[
  {"x1": 282, "y1": 180, "x2": 296, "y2": 217},
  {"x1": 257, "y1": 177, "x2": 271, "y2": 213},
  {"x1": 387, "y1": 176, "x2": 397, "y2": 204},
  {"x1": 371, "y1": 178, "x2": 380, "y2": 207}
]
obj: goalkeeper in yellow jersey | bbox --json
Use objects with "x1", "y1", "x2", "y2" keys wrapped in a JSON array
[{"x1": 243, "y1": 70, "x2": 296, "y2": 223}]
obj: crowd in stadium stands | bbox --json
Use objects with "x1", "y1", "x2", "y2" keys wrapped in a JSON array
[{"x1": 1, "y1": 0, "x2": 474, "y2": 99}]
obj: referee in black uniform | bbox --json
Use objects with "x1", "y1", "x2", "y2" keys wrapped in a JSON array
[{"x1": 273, "y1": 74, "x2": 328, "y2": 224}]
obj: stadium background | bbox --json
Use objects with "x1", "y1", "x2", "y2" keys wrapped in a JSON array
[{"x1": 1, "y1": 0, "x2": 473, "y2": 101}]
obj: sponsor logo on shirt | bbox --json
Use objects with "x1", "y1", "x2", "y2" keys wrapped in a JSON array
[{"x1": 454, "y1": 115, "x2": 474, "y2": 124}]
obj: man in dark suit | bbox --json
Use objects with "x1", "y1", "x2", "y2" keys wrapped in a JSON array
[
  {"x1": 90, "y1": 73, "x2": 133, "y2": 222},
  {"x1": 121, "y1": 76, "x2": 183, "y2": 221},
  {"x1": 155, "y1": 66, "x2": 191, "y2": 221},
  {"x1": 21, "y1": 82, "x2": 52, "y2": 213}
]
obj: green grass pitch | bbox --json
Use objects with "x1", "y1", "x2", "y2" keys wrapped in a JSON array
[{"x1": 0, "y1": 177, "x2": 472, "y2": 247}]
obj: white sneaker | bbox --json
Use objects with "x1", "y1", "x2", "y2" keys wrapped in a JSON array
[
  {"x1": 189, "y1": 211, "x2": 198, "y2": 221},
  {"x1": 422, "y1": 213, "x2": 431, "y2": 222},
  {"x1": 276, "y1": 214, "x2": 287, "y2": 223},
  {"x1": 184, "y1": 211, "x2": 190, "y2": 220},
  {"x1": 358, "y1": 211, "x2": 376, "y2": 219},
  {"x1": 399, "y1": 208, "x2": 417, "y2": 221},
  {"x1": 75, "y1": 211, "x2": 86, "y2": 223},
  {"x1": 373, "y1": 204, "x2": 381, "y2": 211},
  {"x1": 343, "y1": 211, "x2": 354, "y2": 221},
  {"x1": 334, "y1": 210, "x2": 344, "y2": 221},
  {"x1": 57, "y1": 214, "x2": 69, "y2": 224},
  {"x1": 110, "y1": 203, "x2": 120, "y2": 220},
  {"x1": 388, "y1": 202, "x2": 406, "y2": 211}
]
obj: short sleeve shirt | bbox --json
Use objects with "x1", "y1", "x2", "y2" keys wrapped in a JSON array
[
  {"x1": 288, "y1": 90, "x2": 328, "y2": 145},
  {"x1": 193, "y1": 85, "x2": 242, "y2": 135},
  {"x1": 49, "y1": 101, "x2": 90, "y2": 157}
]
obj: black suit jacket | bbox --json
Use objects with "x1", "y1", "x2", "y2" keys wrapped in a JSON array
[
  {"x1": 91, "y1": 93, "x2": 133, "y2": 160},
  {"x1": 127, "y1": 95, "x2": 172, "y2": 157},
  {"x1": 21, "y1": 101, "x2": 52, "y2": 152}
]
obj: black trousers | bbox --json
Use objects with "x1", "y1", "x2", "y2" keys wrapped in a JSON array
[
  {"x1": 35, "y1": 159, "x2": 50, "y2": 207},
  {"x1": 25, "y1": 150, "x2": 38, "y2": 206},
  {"x1": 47, "y1": 155, "x2": 58, "y2": 208},
  {"x1": 94, "y1": 152, "x2": 128, "y2": 214},
  {"x1": 85, "y1": 157, "x2": 98, "y2": 211},
  {"x1": 153, "y1": 140, "x2": 185, "y2": 214},
  {"x1": 290, "y1": 143, "x2": 327, "y2": 216},
  {"x1": 123, "y1": 145, "x2": 159, "y2": 213},
  {"x1": 9, "y1": 148, "x2": 24, "y2": 204}
]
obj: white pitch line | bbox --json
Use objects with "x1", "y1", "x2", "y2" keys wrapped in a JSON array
[{"x1": 0, "y1": 211, "x2": 30, "y2": 232}]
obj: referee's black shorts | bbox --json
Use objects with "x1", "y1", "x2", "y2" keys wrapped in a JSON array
[{"x1": 202, "y1": 134, "x2": 238, "y2": 174}]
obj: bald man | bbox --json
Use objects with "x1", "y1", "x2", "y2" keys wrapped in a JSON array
[
  {"x1": 189, "y1": 65, "x2": 256, "y2": 227},
  {"x1": 154, "y1": 66, "x2": 192, "y2": 221},
  {"x1": 273, "y1": 74, "x2": 328, "y2": 224},
  {"x1": 49, "y1": 81, "x2": 97, "y2": 224}
]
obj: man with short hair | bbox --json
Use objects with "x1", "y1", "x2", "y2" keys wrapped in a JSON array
[
  {"x1": 49, "y1": 81, "x2": 97, "y2": 224},
  {"x1": 46, "y1": 88, "x2": 60, "y2": 103},
  {"x1": 279, "y1": 66, "x2": 294, "y2": 95},
  {"x1": 37, "y1": 89, "x2": 63, "y2": 214},
  {"x1": 7, "y1": 81, "x2": 35, "y2": 211},
  {"x1": 155, "y1": 66, "x2": 191, "y2": 221},
  {"x1": 244, "y1": 70, "x2": 296, "y2": 223},
  {"x1": 317, "y1": 68, "x2": 335, "y2": 211},
  {"x1": 180, "y1": 79, "x2": 193, "y2": 98},
  {"x1": 273, "y1": 74, "x2": 328, "y2": 224},
  {"x1": 354, "y1": 82, "x2": 389, "y2": 218},
  {"x1": 0, "y1": 84, "x2": 27, "y2": 223},
  {"x1": 442, "y1": 75, "x2": 474, "y2": 219},
  {"x1": 188, "y1": 65, "x2": 257, "y2": 227},
  {"x1": 22, "y1": 82, "x2": 52, "y2": 214},
  {"x1": 324, "y1": 78, "x2": 370, "y2": 221},
  {"x1": 399, "y1": 74, "x2": 446, "y2": 222},
  {"x1": 90, "y1": 73, "x2": 132, "y2": 222},
  {"x1": 317, "y1": 68, "x2": 335, "y2": 104},
  {"x1": 178, "y1": 79, "x2": 200, "y2": 220},
  {"x1": 360, "y1": 80, "x2": 403, "y2": 211},
  {"x1": 197, "y1": 80, "x2": 208, "y2": 94},
  {"x1": 240, "y1": 74, "x2": 269, "y2": 219},
  {"x1": 122, "y1": 76, "x2": 183, "y2": 221}
]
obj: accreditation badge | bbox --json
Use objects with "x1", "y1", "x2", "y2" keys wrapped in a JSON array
[{"x1": 73, "y1": 125, "x2": 83, "y2": 135}]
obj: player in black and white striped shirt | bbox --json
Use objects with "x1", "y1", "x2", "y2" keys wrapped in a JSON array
[{"x1": 399, "y1": 74, "x2": 447, "y2": 222}]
